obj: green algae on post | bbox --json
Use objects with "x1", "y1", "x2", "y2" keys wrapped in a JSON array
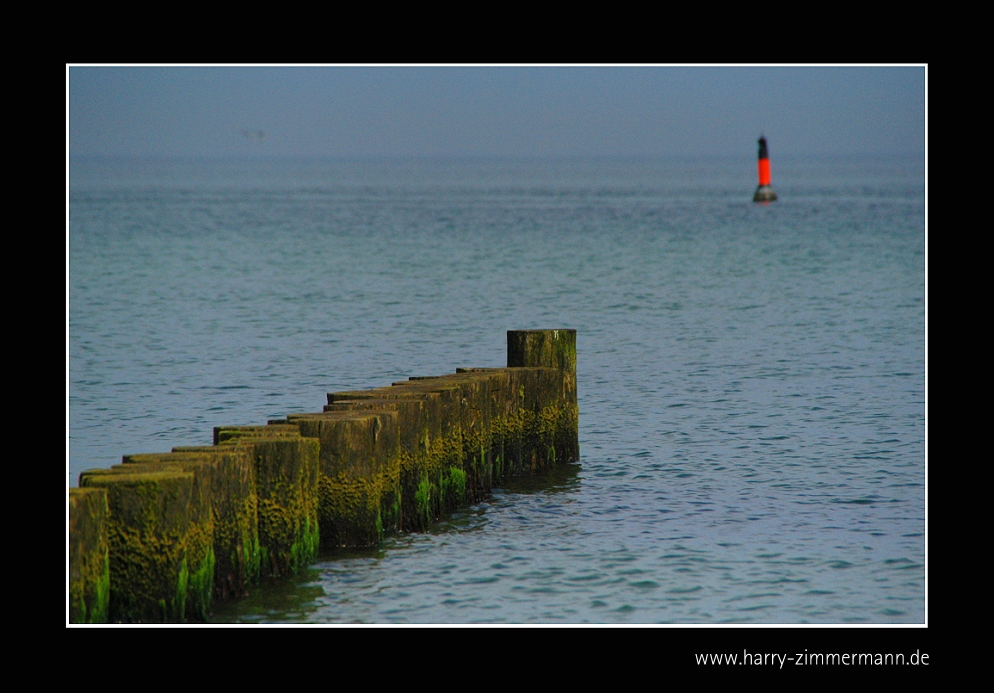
[
  {"x1": 288, "y1": 412, "x2": 402, "y2": 548},
  {"x1": 222, "y1": 436, "x2": 320, "y2": 578},
  {"x1": 79, "y1": 469, "x2": 202, "y2": 623},
  {"x1": 69, "y1": 487, "x2": 110, "y2": 623},
  {"x1": 178, "y1": 431, "x2": 321, "y2": 579}
]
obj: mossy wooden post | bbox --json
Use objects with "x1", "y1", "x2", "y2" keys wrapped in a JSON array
[
  {"x1": 79, "y1": 469, "x2": 204, "y2": 623},
  {"x1": 507, "y1": 329, "x2": 576, "y2": 374},
  {"x1": 215, "y1": 434, "x2": 320, "y2": 579},
  {"x1": 69, "y1": 487, "x2": 110, "y2": 623},
  {"x1": 324, "y1": 376, "x2": 490, "y2": 530},
  {"x1": 287, "y1": 411, "x2": 402, "y2": 548},
  {"x1": 177, "y1": 430, "x2": 320, "y2": 580},
  {"x1": 252, "y1": 436, "x2": 320, "y2": 578},
  {"x1": 506, "y1": 329, "x2": 579, "y2": 469},
  {"x1": 112, "y1": 455, "x2": 216, "y2": 622},
  {"x1": 124, "y1": 449, "x2": 259, "y2": 605},
  {"x1": 323, "y1": 394, "x2": 445, "y2": 532},
  {"x1": 394, "y1": 381, "x2": 466, "y2": 528}
]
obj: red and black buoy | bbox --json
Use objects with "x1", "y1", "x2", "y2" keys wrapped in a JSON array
[{"x1": 753, "y1": 135, "x2": 778, "y2": 202}]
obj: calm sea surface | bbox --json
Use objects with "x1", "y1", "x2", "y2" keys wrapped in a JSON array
[{"x1": 68, "y1": 155, "x2": 925, "y2": 623}]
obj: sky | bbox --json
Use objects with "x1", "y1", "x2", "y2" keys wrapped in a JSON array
[{"x1": 67, "y1": 65, "x2": 926, "y2": 159}]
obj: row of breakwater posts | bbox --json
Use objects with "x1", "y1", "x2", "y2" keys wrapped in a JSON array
[{"x1": 69, "y1": 329, "x2": 578, "y2": 623}]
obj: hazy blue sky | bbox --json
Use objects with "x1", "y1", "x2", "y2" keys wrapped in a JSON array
[{"x1": 67, "y1": 66, "x2": 925, "y2": 158}]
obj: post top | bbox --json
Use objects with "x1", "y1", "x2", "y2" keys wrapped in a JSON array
[
  {"x1": 508, "y1": 328, "x2": 576, "y2": 334},
  {"x1": 507, "y1": 329, "x2": 576, "y2": 372}
]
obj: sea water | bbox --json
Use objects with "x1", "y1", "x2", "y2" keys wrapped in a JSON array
[{"x1": 68, "y1": 155, "x2": 925, "y2": 623}]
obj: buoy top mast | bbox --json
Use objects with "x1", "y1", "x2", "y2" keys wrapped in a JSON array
[{"x1": 753, "y1": 135, "x2": 778, "y2": 202}]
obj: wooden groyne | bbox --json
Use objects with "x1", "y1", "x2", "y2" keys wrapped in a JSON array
[{"x1": 69, "y1": 329, "x2": 578, "y2": 623}]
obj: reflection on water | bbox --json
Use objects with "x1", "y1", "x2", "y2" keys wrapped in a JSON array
[
  {"x1": 211, "y1": 464, "x2": 583, "y2": 624},
  {"x1": 208, "y1": 567, "x2": 326, "y2": 624}
]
